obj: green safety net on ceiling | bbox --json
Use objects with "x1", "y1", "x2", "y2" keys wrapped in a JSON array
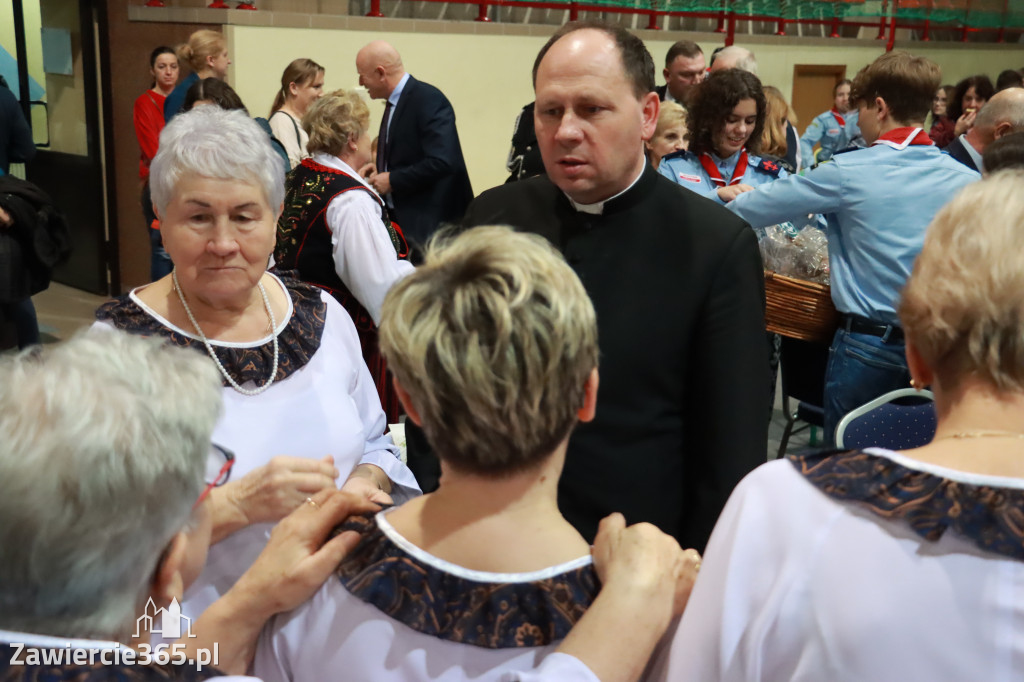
[{"x1": 511, "y1": 0, "x2": 1024, "y2": 30}]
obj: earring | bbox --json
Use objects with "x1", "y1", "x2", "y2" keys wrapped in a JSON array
[{"x1": 910, "y1": 378, "x2": 921, "y2": 391}]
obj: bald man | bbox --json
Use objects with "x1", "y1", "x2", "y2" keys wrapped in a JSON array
[
  {"x1": 944, "y1": 87, "x2": 1024, "y2": 173},
  {"x1": 356, "y1": 41, "x2": 473, "y2": 248}
]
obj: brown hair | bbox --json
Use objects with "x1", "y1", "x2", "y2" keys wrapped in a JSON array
[
  {"x1": 850, "y1": 51, "x2": 940, "y2": 124},
  {"x1": 687, "y1": 68, "x2": 766, "y2": 156},
  {"x1": 532, "y1": 20, "x2": 654, "y2": 99},
  {"x1": 665, "y1": 40, "x2": 702, "y2": 67},
  {"x1": 184, "y1": 78, "x2": 247, "y2": 113},
  {"x1": 176, "y1": 30, "x2": 225, "y2": 74},
  {"x1": 947, "y1": 74, "x2": 996, "y2": 122},
  {"x1": 270, "y1": 58, "x2": 325, "y2": 116}
]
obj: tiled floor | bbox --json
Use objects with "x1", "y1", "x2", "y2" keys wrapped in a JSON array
[
  {"x1": 17, "y1": 282, "x2": 821, "y2": 460},
  {"x1": 32, "y1": 282, "x2": 110, "y2": 344}
]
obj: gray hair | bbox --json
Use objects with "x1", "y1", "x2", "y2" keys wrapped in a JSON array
[
  {"x1": 149, "y1": 105, "x2": 285, "y2": 219},
  {"x1": 0, "y1": 330, "x2": 223, "y2": 639},
  {"x1": 713, "y1": 46, "x2": 757, "y2": 75},
  {"x1": 379, "y1": 226, "x2": 599, "y2": 476}
]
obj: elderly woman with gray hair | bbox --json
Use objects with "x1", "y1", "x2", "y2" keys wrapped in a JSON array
[
  {"x1": 0, "y1": 330, "x2": 377, "y2": 679},
  {"x1": 650, "y1": 171, "x2": 1024, "y2": 680},
  {"x1": 275, "y1": 88, "x2": 413, "y2": 423},
  {"x1": 255, "y1": 226, "x2": 701, "y2": 682},
  {"x1": 93, "y1": 105, "x2": 419, "y2": 634}
]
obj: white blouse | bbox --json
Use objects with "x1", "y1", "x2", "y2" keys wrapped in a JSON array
[
  {"x1": 269, "y1": 110, "x2": 309, "y2": 169},
  {"x1": 648, "y1": 449, "x2": 1024, "y2": 681},
  {"x1": 313, "y1": 153, "x2": 414, "y2": 325},
  {"x1": 253, "y1": 509, "x2": 601, "y2": 682},
  {"x1": 93, "y1": 275, "x2": 421, "y2": 628}
]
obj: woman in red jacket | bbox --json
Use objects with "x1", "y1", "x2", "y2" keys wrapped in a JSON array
[{"x1": 133, "y1": 46, "x2": 178, "y2": 280}]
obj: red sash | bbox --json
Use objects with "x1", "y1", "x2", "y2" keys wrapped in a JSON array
[
  {"x1": 872, "y1": 127, "x2": 933, "y2": 150},
  {"x1": 831, "y1": 109, "x2": 846, "y2": 127},
  {"x1": 700, "y1": 150, "x2": 749, "y2": 187}
]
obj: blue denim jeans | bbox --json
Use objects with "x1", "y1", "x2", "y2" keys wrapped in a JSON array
[{"x1": 823, "y1": 326, "x2": 910, "y2": 446}]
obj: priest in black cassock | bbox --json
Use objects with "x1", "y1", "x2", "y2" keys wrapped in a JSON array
[{"x1": 461, "y1": 21, "x2": 769, "y2": 551}]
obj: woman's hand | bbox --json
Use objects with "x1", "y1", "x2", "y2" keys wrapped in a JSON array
[
  {"x1": 209, "y1": 455, "x2": 339, "y2": 542},
  {"x1": 185, "y1": 488, "x2": 380, "y2": 674},
  {"x1": 954, "y1": 109, "x2": 977, "y2": 137},
  {"x1": 358, "y1": 162, "x2": 377, "y2": 179},
  {"x1": 0, "y1": 206, "x2": 12, "y2": 228},
  {"x1": 553, "y1": 513, "x2": 701, "y2": 682},
  {"x1": 341, "y1": 463, "x2": 394, "y2": 505},
  {"x1": 717, "y1": 183, "x2": 754, "y2": 203},
  {"x1": 592, "y1": 512, "x2": 700, "y2": 622}
]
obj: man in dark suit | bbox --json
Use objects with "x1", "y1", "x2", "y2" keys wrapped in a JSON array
[
  {"x1": 462, "y1": 21, "x2": 768, "y2": 551},
  {"x1": 356, "y1": 41, "x2": 473, "y2": 247},
  {"x1": 944, "y1": 87, "x2": 1024, "y2": 173},
  {"x1": 655, "y1": 40, "x2": 704, "y2": 107}
]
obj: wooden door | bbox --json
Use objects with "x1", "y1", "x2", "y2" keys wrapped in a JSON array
[{"x1": 792, "y1": 65, "x2": 847, "y2": 140}]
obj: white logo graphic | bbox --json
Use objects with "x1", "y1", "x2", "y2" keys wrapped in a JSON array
[{"x1": 133, "y1": 597, "x2": 196, "y2": 639}]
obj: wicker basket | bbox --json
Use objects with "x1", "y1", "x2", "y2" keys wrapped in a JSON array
[{"x1": 764, "y1": 270, "x2": 839, "y2": 342}]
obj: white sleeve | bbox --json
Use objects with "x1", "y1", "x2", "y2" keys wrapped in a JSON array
[
  {"x1": 648, "y1": 460, "x2": 841, "y2": 682},
  {"x1": 321, "y1": 293, "x2": 421, "y2": 500},
  {"x1": 268, "y1": 112, "x2": 304, "y2": 169},
  {"x1": 325, "y1": 190, "x2": 415, "y2": 326},
  {"x1": 497, "y1": 653, "x2": 600, "y2": 682}
]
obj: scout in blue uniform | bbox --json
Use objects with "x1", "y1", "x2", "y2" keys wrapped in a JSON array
[
  {"x1": 658, "y1": 68, "x2": 809, "y2": 227},
  {"x1": 726, "y1": 53, "x2": 980, "y2": 443},
  {"x1": 800, "y1": 79, "x2": 860, "y2": 168}
]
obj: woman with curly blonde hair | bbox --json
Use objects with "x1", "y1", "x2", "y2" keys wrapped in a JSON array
[{"x1": 274, "y1": 89, "x2": 413, "y2": 422}]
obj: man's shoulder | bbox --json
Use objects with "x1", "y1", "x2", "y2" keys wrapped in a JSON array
[{"x1": 466, "y1": 175, "x2": 560, "y2": 224}]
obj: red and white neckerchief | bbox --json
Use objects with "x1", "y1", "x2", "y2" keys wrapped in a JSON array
[
  {"x1": 830, "y1": 109, "x2": 846, "y2": 127},
  {"x1": 872, "y1": 127, "x2": 933, "y2": 150},
  {"x1": 699, "y1": 149, "x2": 749, "y2": 187}
]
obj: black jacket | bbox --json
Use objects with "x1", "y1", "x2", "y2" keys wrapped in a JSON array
[
  {"x1": 461, "y1": 165, "x2": 769, "y2": 550},
  {"x1": 381, "y1": 76, "x2": 473, "y2": 246},
  {"x1": 0, "y1": 175, "x2": 71, "y2": 301}
]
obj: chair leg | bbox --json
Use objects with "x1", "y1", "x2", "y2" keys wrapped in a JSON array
[{"x1": 776, "y1": 412, "x2": 796, "y2": 459}]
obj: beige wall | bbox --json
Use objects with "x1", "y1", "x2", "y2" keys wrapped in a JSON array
[
  {"x1": 229, "y1": 25, "x2": 1024, "y2": 194},
  {"x1": 228, "y1": 25, "x2": 546, "y2": 193}
]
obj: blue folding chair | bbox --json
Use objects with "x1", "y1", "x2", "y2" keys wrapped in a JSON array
[{"x1": 836, "y1": 388, "x2": 937, "y2": 451}]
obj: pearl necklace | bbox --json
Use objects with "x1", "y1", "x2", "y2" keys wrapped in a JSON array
[{"x1": 172, "y1": 270, "x2": 279, "y2": 396}]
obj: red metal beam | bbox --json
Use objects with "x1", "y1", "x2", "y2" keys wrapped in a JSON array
[
  {"x1": 366, "y1": 0, "x2": 384, "y2": 17},
  {"x1": 886, "y1": 0, "x2": 898, "y2": 50}
]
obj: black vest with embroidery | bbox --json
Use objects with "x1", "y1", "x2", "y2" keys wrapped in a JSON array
[{"x1": 275, "y1": 159, "x2": 408, "y2": 333}]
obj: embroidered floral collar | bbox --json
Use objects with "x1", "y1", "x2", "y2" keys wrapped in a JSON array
[
  {"x1": 95, "y1": 272, "x2": 326, "y2": 388},
  {"x1": 789, "y1": 449, "x2": 1024, "y2": 561},
  {"x1": 333, "y1": 512, "x2": 600, "y2": 649}
]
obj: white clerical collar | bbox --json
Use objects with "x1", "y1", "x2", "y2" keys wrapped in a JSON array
[{"x1": 565, "y1": 162, "x2": 645, "y2": 215}]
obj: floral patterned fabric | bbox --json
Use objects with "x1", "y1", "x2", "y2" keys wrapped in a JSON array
[
  {"x1": 94, "y1": 274, "x2": 325, "y2": 387},
  {"x1": 789, "y1": 449, "x2": 1024, "y2": 561},
  {"x1": 333, "y1": 514, "x2": 600, "y2": 649}
]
